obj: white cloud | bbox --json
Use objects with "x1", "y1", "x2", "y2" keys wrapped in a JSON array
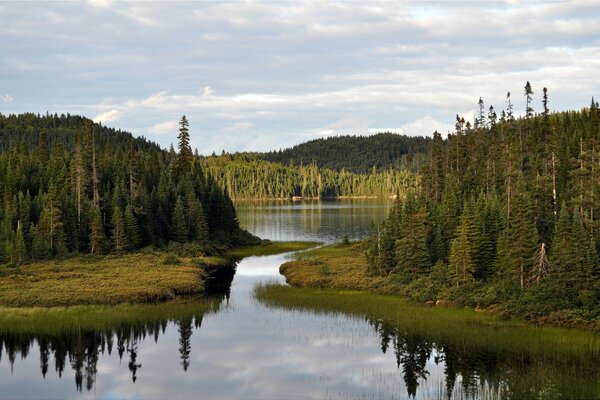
[
  {"x1": 399, "y1": 116, "x2": 454, "y2": 137},
  {"x1": 1, "y1": 1, "x2": 599, "y2": 153},
  {"x1": 149, "y1": 120, "x2": 179, "y2": 135},
  {"x1": 202, "y1": 86, "x2": 213, "y2": 97},
  {"x1": 93, "y1": 109, "x2": 121, "y2": 123},
  {"x1": 223, "y1": 122, "x2": 255, "y2": 132},
  {"x1": 1, "y1": 94, "x2": 13, "y2": 104}
]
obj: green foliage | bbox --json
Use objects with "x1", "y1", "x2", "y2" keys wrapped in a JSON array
[
  {"x1": 260, "y1": 132, "x2": 430, "y2": 173},
  {"x1": 204, "y1": 155, "x2": 420, "y2": 199},
  {"x1": 0, "y1": 113, "x2": 253, "y2": 264},
  {"x1": 363, "y1": 88, "x2": 600, "y2": 326}
]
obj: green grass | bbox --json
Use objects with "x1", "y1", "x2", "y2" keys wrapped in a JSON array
[
  {"x1": 280, "y1": 241, "x2": 401, "y2": 293},
  {"x1": 0, "y1": 252, "x2": 229, "y2": 307},
  {"x1": 0, "y1": 297, "x2": 222, "y2": 335},
  {"x1": 255, "y1": 284, "x2": 600, "y2": 398},
  {"x1": 227, "y1": 240, "x2": 320, "y2": 258}
]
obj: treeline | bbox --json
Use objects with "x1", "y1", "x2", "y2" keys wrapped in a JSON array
[
  {"x1": 367, "y1": 85, "x2": 600, "y2": 327},
  {"x1": 0, "y1": 113, "x2": 253, "y2": 265},
  {"x1": 260, "y1": 132, "x2": 430, "y2": 173},
  {"x1": 204, "y1": 154, "x2": 419, "y2": 199}
]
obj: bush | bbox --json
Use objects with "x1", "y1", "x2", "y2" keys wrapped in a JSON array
[{"x1": 162, "y1": 253, "x2": 181, "y2": 265}]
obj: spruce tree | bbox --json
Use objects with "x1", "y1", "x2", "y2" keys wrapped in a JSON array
[
  {"x1": 176, "y1": 116, "x2": 193, "y2": 177},
  {"x1": 448, "y1": 218, "x2": 475, "y2": 286},
  {"x1": 171, "y1": 196, "x2": 187, "y2": 244},
  {"x1": 89, "y1": 206, "x2": 104, "y2": 254},
  {"x1": 111, "y1": 206, "x2": 126, "y2": 253},
  {"x1": 124, "y1": 205, "x2": 141, "y2": 250}
]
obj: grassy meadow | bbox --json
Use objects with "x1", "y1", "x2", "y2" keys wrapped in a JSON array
[
  {"x1": 279, "y1": 241, "x2": 401, "y2": 293},
  {"x1": 0, "y1": 251, "x2": 224, "y2": 307}
]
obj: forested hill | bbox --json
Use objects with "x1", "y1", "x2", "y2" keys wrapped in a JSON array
[
  {"x1": 0, "y1": 112, "x2": 160, "y2": 154},
  {"x1": 261, "y1": 132, "x2": 431, "y2": 173},
  {"x1": 367, "y1": 88, "x2": 600, "y2": 328},
  {"x1": 0, "y1": 113, "x2": 254, "y2": 265}
]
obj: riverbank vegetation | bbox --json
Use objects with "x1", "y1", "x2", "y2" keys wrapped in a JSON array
[
  {"x1": 255, "y1": 283, "x2": 600, "y2": 399},
  {"x1": 0, "y1": 250, "x2": 230, "y2": 307},
  {"x1": 363, "y1": 86, "x2": 600, "y2": 329}
]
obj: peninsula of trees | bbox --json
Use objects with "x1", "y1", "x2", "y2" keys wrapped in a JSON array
[{"x1": 0, "y1": 113, "x2": 254, "y2": 266}]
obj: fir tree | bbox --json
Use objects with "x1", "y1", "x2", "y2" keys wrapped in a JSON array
[{"x1": 171, "y1": 196, "x2": 187, "y2": 243}]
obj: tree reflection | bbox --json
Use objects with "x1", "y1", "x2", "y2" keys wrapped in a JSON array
[{"x1": 0, "y1": 287, "x2": 230, "y2": 391}]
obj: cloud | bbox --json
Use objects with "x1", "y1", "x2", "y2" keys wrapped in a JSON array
[
  {"x1": 93, "y1": 109, "x2": 121, "y2": 123},
  {"x1": 223, "y1": 122, "x2": 255, "y2": 132},
  {"x1": 1, "y1": 94, "x2": 13, "y2": 104},
  {"x1": 149, "y1": 120, "x2": 179, "y2": 135},
  {"x1": 1, "y1": 1, "x2": 599, "y2": 153},
  {"x1": 399, "y1": 116, "x2": 454, "y2": 137},
  {"x1": 202, "y1": 86, "x2": 213, "y2": 97}
]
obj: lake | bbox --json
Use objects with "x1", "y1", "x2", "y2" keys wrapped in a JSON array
[{"x1": 1, "y1": 199, "x2": 598, "y2": 399}]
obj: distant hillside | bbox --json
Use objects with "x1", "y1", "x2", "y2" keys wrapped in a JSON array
[{"x1": 260, "y1": 132, "x2": 431, "y2": 173}]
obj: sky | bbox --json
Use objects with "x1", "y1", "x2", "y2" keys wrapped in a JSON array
[{"x1": 1, "y1": 1, "x2": 599, "y2": 154}]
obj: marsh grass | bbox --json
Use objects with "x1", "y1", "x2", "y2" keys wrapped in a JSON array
[
  {"x1": 0, "y1": 297, "x2": 222, "y2": 335},
  {"x1": 227, "y1": 240, "x2": 320, "y2": 258},
  {"x1": 0, "y1": 252, "x2": 229, "y2": 307},
  {"x1": 280, "y1": 242, "x2": 401, "y2": 293},
  {"x1": 255, "y1": 284, "x2": 600, "y2": 398}
]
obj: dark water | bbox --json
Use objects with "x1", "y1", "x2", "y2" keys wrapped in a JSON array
[{"x1": 0, "y1": 200, "x2": 597, "y2": 399}]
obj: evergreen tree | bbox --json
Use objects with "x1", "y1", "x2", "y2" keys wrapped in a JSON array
[
  {"x1": 111, "y1": 206, "x2": 126, "y2": 253},
  {"x1": 89, "y1": 206, "x2": 104, "y2": 254},
  {"x1": 171, "y1": 196, "x2": 187, "y2": 243},
  {"x1": 124, "y1": 205, "x2": 141, "y2": 250},
  {"x1": 448, "y1": 218, "x2": 475, "y2": 286},
  {"x1": 176, "y1": 115, "x2": 193, "y2": 177}
]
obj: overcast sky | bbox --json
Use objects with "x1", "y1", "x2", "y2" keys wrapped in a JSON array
[{"x1": 1, "y1": 1, "x2": 599, "y2": 154}]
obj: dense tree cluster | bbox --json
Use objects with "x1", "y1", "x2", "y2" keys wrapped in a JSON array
[
  {"x1": 204, "y1": 154, "x2": 419, "y2": 199},
  {"x1": 368, "y1": 85, "x2": 600, "y2": 325},
  {"x1": 0, "y1": 113, "x2": 252, "y2": 265},
  {"x1": 261, "y1": 132, "x2": 430, "y2": 173}
]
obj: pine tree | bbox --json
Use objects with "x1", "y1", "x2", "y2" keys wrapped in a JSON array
[
  {"x1": 111, "y1": 206, "x2": 126, "y2": 253},
  {"x1": 524, "y1": 81, "x2": 534, "y2": 118},
  {"x1": 176, "y1": 116, "x2": 193, "y2": 177},
  {"x1": 171, "y1": 196, "x2": 187, "y2": 243},
  {"x1": 14, "y1": 220, "x2": 26, "y2": 265},
  {"x1": 89, "y1": 206, "x2": 104, "y2": 254},
  {"x1": 124, "y1": 205, "x2": 141, "y2": 250},
  {"x1": 395, "y1": 195, "x2": 430, "y2": 280},
  {"x1": 449, "y1": 218, "x2": 476, "y2": 286}
]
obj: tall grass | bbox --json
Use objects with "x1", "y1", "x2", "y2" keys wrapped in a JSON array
[
  {"x1": 255, "y1": 284, "x2": 600, "y2": 399},
  {"x1": 0, "y1": 252, "x2": 231, "y2": 307}
]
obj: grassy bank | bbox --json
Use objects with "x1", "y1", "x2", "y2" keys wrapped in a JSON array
[
  {"x1": 280, "y1": 242, "x2": 400, "y2": 293},
  {"x1": 227, "y1": 240, "x2": 319, "y2": 258},
  {"x1": 279, "y1": 241, "x2": 600, "y2": 331},
  {"x1": 0, "y1": 251, "x2": 229, "y2": 307},
  {"x1": 0, "y1": 297, "x2": 222, "y2": 335}
]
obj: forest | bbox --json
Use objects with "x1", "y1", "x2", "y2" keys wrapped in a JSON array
[
  {"x1": 367, "y1": 85, "x2": 600, "y2": 327},
  {"x1": 0, "y1": 113, "x2": 255, "y2": 266},
  {"x1": 204, "y1": 153, "x2": 419, "y2": 199},
  {"x1": 260, "y1": 132, "x2": 430, "y2": 173}
]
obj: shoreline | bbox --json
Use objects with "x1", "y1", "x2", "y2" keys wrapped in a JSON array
[
  {"x1": 0, "y1": 240, "x2": 316, "y2": 309},
  {"x1": 278, "y1": 242, "x2": 600, "y2": 333}
]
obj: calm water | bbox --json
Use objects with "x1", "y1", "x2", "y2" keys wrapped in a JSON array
[{"x1": 0, "y1": 200, "x2": 596, "y2": 399}]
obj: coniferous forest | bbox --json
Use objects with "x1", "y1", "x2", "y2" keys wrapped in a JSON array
[
  {"x1": 367, "y1": 85, "x2": 600, "y2": 327},
  {"x1": 0, "y1": 113, "x2": 254, "y2": 265}
]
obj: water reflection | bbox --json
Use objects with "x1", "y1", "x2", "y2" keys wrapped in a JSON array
[{"x1": 1, "y1": 200, "x2": 595, "y2": 399}]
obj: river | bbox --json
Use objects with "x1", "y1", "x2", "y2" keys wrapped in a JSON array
[{"x1": 0, "y1": 199, "x2": 597, "y2": 399}]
